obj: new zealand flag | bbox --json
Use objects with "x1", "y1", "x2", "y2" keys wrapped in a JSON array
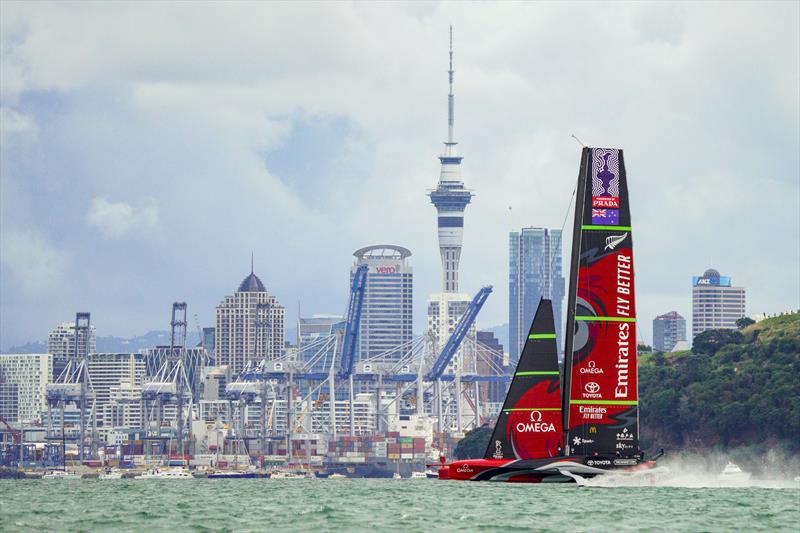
[{"x1": 592, "y1": 208, "x2": 619, "y2": 225}]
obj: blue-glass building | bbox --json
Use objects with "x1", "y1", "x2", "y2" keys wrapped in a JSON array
[{"x1": 509, "y1": 228, "x2": 565, "y2": 361}]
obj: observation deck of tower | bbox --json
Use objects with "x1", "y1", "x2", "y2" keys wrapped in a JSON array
[{"x1": 429, "y1": 26, "x2": 473, "y2": 293}]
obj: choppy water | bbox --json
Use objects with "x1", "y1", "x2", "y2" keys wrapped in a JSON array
[{"x1": 1, "y1": 478, "x2": 798, "y2": 532}]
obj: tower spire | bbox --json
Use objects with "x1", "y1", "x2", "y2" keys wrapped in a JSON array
[
  {"x1": 250, "y1": 251, "x2": 254, "y2": 274},
  {"x1": 448, "y1": 25, "x2": 455, "y2": 144}
]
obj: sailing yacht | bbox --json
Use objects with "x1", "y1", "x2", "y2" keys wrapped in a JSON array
[{"x1": 441, "y1": 147, "x2": 661, "y2": 482}]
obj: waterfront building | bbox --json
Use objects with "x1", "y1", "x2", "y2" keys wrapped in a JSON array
[
  {"x1": 352, "y1": 246, "x2": 413, "y2": 362},
  {"x1": 202, "y1": 327, "x2": 215, "y2": 355},
  {"x1": 476, "y1": 331, "x2": 507, "y2": 406},
  {"x1": 47, "y1": 321, "x2": 96, "y2": 380},
  {"x1": 653, "y1": 311, "x2": 687, "y2": 352},
  {"x1": 509, "y1": 227, "x2": 565, "y2": 360},
  {"x1": 104, "y1": 380, "x2": 144, "y2": 433},
  {"x1": 0, "y1": 354, "x2": 52, "y2": 423},
  {"x1": 215, "y1": 265, "x2": 285, "y2": 376},
  {"x1": 692, "y1": 268, "x2": 746, "y2": 338},
  {"x1": 200, "y1": 366, "x2": 230, "y2": 402},
  {"x1": 87, "y1": 353, "x2": 146, "y2": 430}
]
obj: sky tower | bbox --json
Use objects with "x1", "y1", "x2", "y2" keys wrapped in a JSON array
[{"x1": 429, "y1": 26, "x2": 473, "y2": 293}]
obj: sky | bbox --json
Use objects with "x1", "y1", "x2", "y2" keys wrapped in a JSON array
[{"x1": 1, "y1": 1, "x2": 798, "y2": 350}]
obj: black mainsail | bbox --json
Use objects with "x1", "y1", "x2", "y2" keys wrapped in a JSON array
[
  {"x1": 563, "y1": 147, "x2": 639, "y2": 458},
  {"x1": 485, "y1": 298, "x2": 562, "y2": 460}
]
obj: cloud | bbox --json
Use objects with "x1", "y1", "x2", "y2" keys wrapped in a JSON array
[
  {"x1": 0, "y1": 227, "x2": 67, "y2": 294},
  {"x1": 85, "y1": 197, "x2": 159, "y2": 239},
  {"x1": 0, "y1": 107, "x2": 36, "y2": 135},
  {"x1": 0, "y1": 2, "x2": 797, "y2": 347}
]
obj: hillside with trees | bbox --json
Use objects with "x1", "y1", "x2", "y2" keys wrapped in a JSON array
[{"x1": 639, "y1": 312, "x2": 800, "y2": 452}]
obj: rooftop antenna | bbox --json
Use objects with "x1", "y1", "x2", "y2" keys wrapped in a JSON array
[
  {"x1": 448, "y1": 25, "x2": 455, "y2": 144},
  {"x1": 571, "y1": 134, "x2": 586, "y2": 147},
  {"x1": 251, "y1": 251, "x2": 254, "y2": 274}
]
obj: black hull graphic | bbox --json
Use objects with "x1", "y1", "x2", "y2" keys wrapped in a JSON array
[{"x1": 452, "y1": 455, "x2": 650, "y2": 483}]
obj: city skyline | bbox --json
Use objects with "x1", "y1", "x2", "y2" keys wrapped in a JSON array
[{"x1": 2, "y1": 4, "x2": 798, "y2": 350}]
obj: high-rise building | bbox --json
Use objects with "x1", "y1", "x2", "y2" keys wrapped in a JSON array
[
  {"x1": 427, "y1": 29, "x2": 475, "y2": 362},
  {"x1": 215, "y1": 266, "x2": 285, "y2": 376},
  {"x1": 202, "y1": 327, "x2": 215, "y2": 355},
  {"x1": 692, "y1": 268, "x2": 746, "y2": 338},
  {"x1": 509, "y1": 228, "x2": 565, "y2": 360},
  {"x1": 298, "y1": 315, "x2": 344, "y2": 372},
  {"x1": 0, "y1": 354, "x2": 52, "y2": 423},
  {"x1": 352, "y1": 246, "x2": 413, "y2": 362},
  {"x1": 47, "y1": 321, "x2": 96, "y2": 380},
  {"x1": 476, "y1": 331, "x2": 507, "y2": 406},
  {"x1": 653, "y1": 311, "x2": 687, "y2": 352},
  {"x1": 87, "y1": 353, "x2": 146, "y2": 431}
]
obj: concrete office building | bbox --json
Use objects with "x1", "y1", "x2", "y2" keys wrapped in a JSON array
[
  {"x1": 509, "y1": 228, "x2": 565, "y2": 360},
  {"x1": 0, "y1": 354, "x2": 52, "y2": 423},
  {"x1": 47, "y1": 321, "x2": 96, "y2": 380},
  {"x1": 352, "y1": 246, "x2": 413, "y2": 362},
  {"x1": 215, "y1": 265, "x2": 285, "y2": 376},
  {"x1": 692, "y1": 269, "x2": 746, "y2": 338},
  {"x1": 653, "y1": 311, "x2": 687, "y2": 352},
  {"x1": 87, "y1": 353, "x2": 146, "y2": 430}
]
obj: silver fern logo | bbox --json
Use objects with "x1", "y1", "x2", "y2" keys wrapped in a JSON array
[{"x1": 604, "y1": 233, "x2": 628, "y2": 250}]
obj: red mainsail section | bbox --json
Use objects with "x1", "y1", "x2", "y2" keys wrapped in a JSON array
[
  {"x1": 564, "y1": 148, "x2": 639, "y2": 458},
  {"x1": 485, "y1": 299, "x2": 562, "y2": 460}
]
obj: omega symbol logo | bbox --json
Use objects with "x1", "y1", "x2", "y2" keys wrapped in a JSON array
[
  {"x1": 588, "y1": 361, "x2": 596, "y2": 368},
  {"x1": 529, "y1": 410, "x2": 543, "y2": 422},
  {"x1": 585, "y1": 382, "x2": 600, "y2": 394}
]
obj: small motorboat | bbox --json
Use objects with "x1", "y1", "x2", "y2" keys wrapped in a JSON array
[
  {"x1": 392, "y1": 472, "x2": 402, "y2": 480},
  {"x1": 328, "y1": 473, "x2": 346, "y2": 479},
  {"x1": 718, "y1": 462, "x2": 751, "y2": 483},
  {"x1": 270, "y1": 471, "x2": 308, "y2": 479},
  {"x1": 409, "y1": 471, "x2": 427, "y2": 479},
  {"x1": 424, "y1": 469, "x2": 439, "y2": 479},
  {"x1": 99, "y1": 468, "x2": 123, "y2": 480},
  {"x1": 42, "y1": 470, "x2": 82, "y2": 480},
  {"x1": 136, "y1": 468, "x2": 193, "y2": 479}
]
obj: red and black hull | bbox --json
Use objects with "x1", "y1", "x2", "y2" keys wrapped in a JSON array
[{"x1": 442, "y1": 455, "x2": 654, "y2": 483}]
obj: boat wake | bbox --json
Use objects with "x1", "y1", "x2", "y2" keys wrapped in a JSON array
[
  {"x1": 560, "y1": 467, "x2": 671, "y2": 487},
  {"x1": 562, "y1": 464, "x2": 800, "y2": 489}
]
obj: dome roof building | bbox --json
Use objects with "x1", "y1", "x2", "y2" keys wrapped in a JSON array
[{"x1": 215, "y1": 260, "x2": 285, "y2": 376}]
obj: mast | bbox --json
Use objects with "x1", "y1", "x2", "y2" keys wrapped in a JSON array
[{"x1": 561, "y1": 148, "x2": 589, "y2": 453}]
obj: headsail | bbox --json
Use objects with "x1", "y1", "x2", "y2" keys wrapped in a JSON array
[
  {"x1": 563, "y1": 147, "x2": 639, "y2": 458},
  {"x1": 485, "y1": 298, "x2": 562, "y2": 460}
]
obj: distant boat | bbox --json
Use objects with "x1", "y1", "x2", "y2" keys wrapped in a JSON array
[
  {"x1": 136, "y1": 468, "x2": 192, "y2": 479},
  {"x1": 424, "y1": 469, "x2": 439, "y2": 479},
  {"x1": 99, "y1": 468, "x2": 123, "y2": 480},
  {"x1": 392, "y1": 472, "x2": 402, "y2": 480},
  {"x1": 42, "y1": 470, "x2": 82, "y2": 480},
  {"x1": 270, "y1": 471, "x2": 308, "y2": 479},
  {"x1": 328, "y1": 473, "x2": 346, "y2": 479},
  {"x1": 718, "y1": 462, "x2": 751, "y2": 483},
  {"x1": 207, "y1": 470, "x2": 260, "y2": 479},
  {"x1": 409, "y1": 471, "x2": 427, "y2": 480}
]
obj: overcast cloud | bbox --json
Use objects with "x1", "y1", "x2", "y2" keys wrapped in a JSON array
[{"x1": 1, "y1": 1, "x2": 798, "y2": 348}]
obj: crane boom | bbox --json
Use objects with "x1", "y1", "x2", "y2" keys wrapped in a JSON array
[
  {"x1": 338, "y1": 265, "x2": 368, "y2": 379},
  {"x1": 425, "y1": 286, "x2": 493, "y2": 381}
]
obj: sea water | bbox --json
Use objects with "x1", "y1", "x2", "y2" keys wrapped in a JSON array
[{"x1": 1, "y1": 478, "x2": 798, "y2": 532}]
